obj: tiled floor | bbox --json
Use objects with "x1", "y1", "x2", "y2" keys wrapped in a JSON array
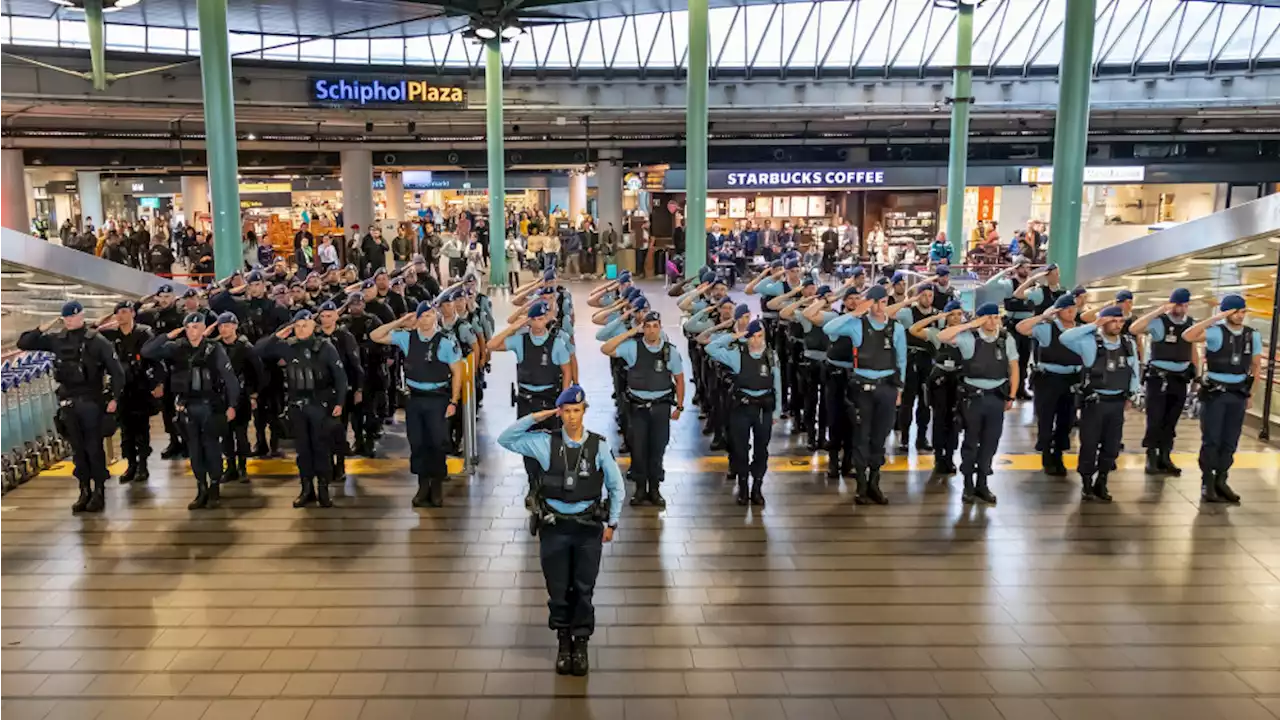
[{"x1": 4, "y1": 280, "x2": 1280, "y2": 720}]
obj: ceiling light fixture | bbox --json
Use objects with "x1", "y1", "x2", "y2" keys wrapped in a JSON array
[
  {"x1": 474, "y1": 26, "x2": 498, "y2": 40},
  {"x1": 1207, "y1": 282, "x2": 1269, "y2": 292},
  {"x1": 501, "y1": 24, "x2": 524, "y2": 39},
  {"x1": 1187, "y1": 253, "x2": 1266, "y2": 265},
  {"x1": 1122, "y1": 271, "x2": 1188, "y2": 281}
]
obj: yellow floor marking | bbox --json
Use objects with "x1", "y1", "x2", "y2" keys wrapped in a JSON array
[{"x1": 30, "y1": 452, "x2": 1280, "y2": 477}]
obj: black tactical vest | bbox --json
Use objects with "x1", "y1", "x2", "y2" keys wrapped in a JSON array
[
  {"x1": 626, "y1": 341, "x2": 675, "y2": 393},
  {"x1": 170, "y1": 340, "x2": 221, "y2": 402},
  {"x1": 761, "y1": 281, "x2": 791, "y2": 316},
  {"x1": 1032, "y1": 285, "x2": 1066, "y2": 315},
  {"x1": 935, "y1": 340, "x2": 963, "y2": 374},
  {"x1": 52, "y1": 329, "x2": 98, "y2": 394},
  {"x1": 906, "y1": 305, "x2": 937, "y2": 354},
  {"x1": 517, "y1": 332, "x2": 562, "y2": 388},
  {"x1": 1150, "y1": 315, "x2": 1194, "y2": 364},
  {"x1": 963, "y1": 330, "x2": 1011, "y2": 382},
  {"x1": 827, "y1": 320, "x2": 854, "y2": 364},
  {"x1": 856, "y1": 317, "x2": 897, "y2": 372},
  {"x1": 405, "y1": 330, "x2": 453, "y2": 387},
  {"x1": 284, "y1": 337, "x2": 336, "y2": 399},
  {"x1": 1205, "y1": 325, "x2": 1253, "y2": 376},
  {"x1": 931, "y1": 285, "x2": 955, "y2": 312},
  {"x1": 736, "y1": 348, "x2": 774, "y2": 392},
  {"x1": 1087, "y1": 335, "x2": 1134, "y2": 392},
  {"x1": 544, "y1": 432, "x2": 606, "y2": 504},
  {"x1": 1004, "y1": 281, "x2": 1035, "y2": 315},
  {"x1": 804, "y1": 319, "x2": 830, "y2": 353},
  {"x1": 1036, "y1": 321, "x2": 1080, "y2": 366}
]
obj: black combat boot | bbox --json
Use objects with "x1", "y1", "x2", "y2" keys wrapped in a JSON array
[
  {"x1": 735, "y1": 476, "x2": 749, "y2": 506},
  {"x1": 1080, "y1": 474, "x2": 1095, "y2": 501},
  {"x1": 429, "y1": 476, "x2": 444, "y2": 507},
  {"x1": 160, "y1": 440, "x2": 184, "y2": 460},
  {"x1": 1145, "y1": 449, "x2": 1162, "y2": 475},
  {"x1": 826, "y1": 452, "x2": 841, "y2": 480},
  {"x1": 750, "y1": 478, "x2": 765, "y2": 507},
  {"x1": 412, "y1": 475, "x2": 431, "y2": 508},
  {"x1": 1160, "y1": 448, "x2": 1181, "y2": 476},
  {"x1": 1092, "y1": 473, "x2": 1112, "y2": 503},
  {"x1": 252, "y1": 438, "x2": 269, "y2": 457},
  {"x1": 205, "y1": 479, "x2": 221, "y2": 508},
  {"x1": 630, "y1": 478, "x2": 648, "y2": 507},
  {"x1": 1214, "y1": 471, "x2": 1241, "y2": 504},
  {"x1": 1200, "y1": 472, "x2": 1222, "y2": 503},
  {"x1": 85, "y1": 480, "x2": 105, "y2": 513},
  {"x1": 71, "y1": 480, "x2": 92, "y2": 513},
  {"x1": 961, "y1": 475, "x2": 976, "y2": 503},
  {"x1": 293, "y1": 479, "x2": 317, "y2": 508},
  {"x1": 134, "y1": 464, "x2": 150, "y2": 484},
  {"x1": 709, "y1": 436, "x2": 726, "y2": 451},
  {"x1": 317, "y1": 482, "x2": 333, "y2": 508},
  {"x1": 570, "y1": 636, "x2": 590, "y2": 676},
  {"x1": 220, "y1": 462, "x2": 238, "y2": 485},
  {"x1": 188, "y1": 479, "x2": 209, "y2": 510},
  {"x1": 853, "y1": 470, "x2": 872, "y2": 506},
  {"x1": 866, "y1": 469, "x2": 889, "y2": 505},
  {"x1": 554, "y1": 630, "x2": 573, "y2": 675},
  {"x1": 648, "y1": 484, "x2": 666, "y2": 508},
  {"x1": 237, "y1": 457, "x2": 249, "y2": 483},
  {"x1": 916, "y1": 438, "x2": 933, "y2": 452},
  {"x1": 973, "y1": 476, "x2": 998, "y2": 505},
  {"x1": 119, "y1": 461, "x2": 136, "y2": 484}
]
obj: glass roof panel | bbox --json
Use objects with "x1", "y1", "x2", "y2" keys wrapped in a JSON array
[
  {"x1": 610, "y1": 15, "x2": 640, "y2": 67},
  {"x1": 851, "y1": 0, "x2": 893, "y2": 67},
  {"x1": 562, "y1": 18, "x2": 590, "y2": 67},
  {"x1": 530, "y1": 23, "x2": 559, "y2": 66},
  {"x1": 1096, "y1": 0, "x2": 1149, "y2": 65},
  {"x1": 1212, "y1": 5, "x2": 1258, "y2": 62},
  {"x1": 646, "y1": 12, "x2": 676, "y2": 67},
  {"x1": 991, "y1": 0, "x2": 1050, "y2": 66},
  {"x1": 714, "y1": 7, "x2": 746, "y2": 67},
  {"x1": 578, "y1": 21, "x2": 607, "y2": 67},
  {"x1": 778, "y1": 2, "x2": 813, "y2": 67},
  {"x1": 743, "y1": 4, "x2": 777, "y2": 67},
  {"x1": 597, "y1": 15, "x2": 628, "y2": 67},
  {"x1": 813, "y1": 1, "x2": 852, "y2": 68},
  {"x1": 669, "y1": 10, "x2": 688, "y2": 68}
]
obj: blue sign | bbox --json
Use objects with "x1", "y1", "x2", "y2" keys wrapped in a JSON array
[{"x1": 311, "y1": 78, "x2": 466, "y2": 107}]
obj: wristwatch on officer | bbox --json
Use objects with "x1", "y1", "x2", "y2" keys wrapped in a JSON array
[
  {"x1": 608, "y1": 521, "x2": 618, "y2": 529},
  {"x1": 676, "y1": 405, "x2": 685, "y2": 412}
]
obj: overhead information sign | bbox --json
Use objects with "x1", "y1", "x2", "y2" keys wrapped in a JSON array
[{"x1": 311, "y1": 78, "x2": 466, "y2": 107}]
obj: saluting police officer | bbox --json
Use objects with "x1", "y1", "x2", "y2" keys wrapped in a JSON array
[
  {"x1": 317, "y1": 299, "x2": 364, "y2": 483},
  {"x1": 1015, "y1": 293, "x2": 1083, "y2": 476},
  {"x1": 937, "y1": 303, "x2": 1018, "y2": 504},
  {"x1": 895, "y1": 283, "x2": 937, "y2": 452},
  {"x1": 803, "y1": 289, "x2": 858, "y2": 478},
  {"x1": 745, "y1": 257, "x2": 803, "y2": 418},
  {"x1": 137, "y1": 284, "x2": 187, "y2": 459},
  {"x1": 142, "y1": 312, "x2": 241, "y2": 510},
  {"x1": 824, "y1": 285, "x2": 907, "y2": 505},
  {"x1": 1182, "y1": 294, "x2": 1259, "y2": 504},
  {"x1": 696, "y1": 302, "x2": 754, "y2": 454},
  {"x1": 601, "y1": 309, "x2": 686, "y2": 507},
  {"x1": 498, "y1": 386, "x2": 624, "y2": 676},
  {"x1": 785, "y1": 284, "x2": 834, "y2": 453},
  {"x1": 1057, "y1": 306, "x2": 1140, "y2": 503},
  {"x1": 706, "y1": 318, "x2": 782, "y2": 506},
  {"x1": 18, "y1": 301, "x2": 125, "y2": 513},
  {"x1": 213, "y1": 312, "x2": 265, "y2": 485},
  {"x1": 908, "y1": 300, "x2": 966, "y2": 477},
  {"x1": 340, "y1": 292, "x2": 380, "y2": 457},
  {"x1": 1128, "y1": 288, "x2": 1197, "y2": 476},
  {"x1": 373, "y1": 300, "x2": 464, "y2": 507},
  {"x1": 983, "y1": 256, "x2": 1036, "y2": 399},
  {"x1": 96, "y1": 301, "x2": 161, "y2": 485},
  {"x1": 255, "y1": 310, "x2": 348, "y2": 508}
]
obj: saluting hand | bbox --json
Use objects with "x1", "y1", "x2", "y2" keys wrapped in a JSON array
[{"x1": 531, "y1": 408, "x2": 561, "y2": 422}]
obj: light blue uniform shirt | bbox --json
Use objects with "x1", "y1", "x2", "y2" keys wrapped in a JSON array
[
  {"x1": 595, "y1": 316, "x2": 631, "y2": 342},
  {"x1": 1059, "y1": 324, "x2": 1140, "y2": 395},
  {"x1": 823, "y1": 313, "x2": 908, "y2": 383},
  {"x1": 983, "y1": 277, "x2": 1033, "y2": 318},
  {"x1": 1025, "y1": 284, "x2": 1065, "y2": 308},
  {"x1": 1145, "y1": 314, "x2": 1193, "y2": 373},
  {"x1": 497, "y1": 415, "x2": 625, "y2": 524},
  {"x1": 755, "y1": 277, "x2": 793, "y2": 316},
  {"x1": 597, "y1": 290, "x2": 619, "y2": 307},
  {"x1": 895, "y1": 305, "x2": 943, "y2": 339},
  {"x1": 705, "y1": 342, "x2": 784, "y2": 418},
  {"x1": 616, "y1": 336, "x2": 684, "y2": 400},
  {"x1": 797, "y1": 311, "x2": 837, "y2": 360},
  {"x1": 683, "y1": 306, "x2": 721, "y2": 335},
  {"x1": 1204, "y1": 323, "x2": 1262, "y2": 385},
  {"x1": 441, "y1": 315, "x2": 478, "y2": 348},
  {"x1": 504, "y1": 330, "x2": 572, "y2": 392},
  {"x1": 1030, "y1": 319, "x2": 1084, "y2": 374},
  {"x1": 678, "y1": 288, "x2": 710, "y2": 314},
  {"x1": 389, "y1": 329, "x2": 461, "y2": 392},
  {"x1": 953, "y1": 329, "x2": 1019, "y2": 390}
]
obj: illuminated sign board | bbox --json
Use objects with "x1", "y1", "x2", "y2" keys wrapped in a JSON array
[
  {"x1": 311, "y1": 78, "x2": 466, "y2": 107},
  {"x1": 721, "y1": 170, "x2": 886, "y2": 189},
  {"x1": 1020, "y1": 166, "x2": 1146, "y2": 184}
]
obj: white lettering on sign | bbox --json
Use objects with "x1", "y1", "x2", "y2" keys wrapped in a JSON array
[{"x1": 725, "y1": 170, "x2": 886, "y2": 188}]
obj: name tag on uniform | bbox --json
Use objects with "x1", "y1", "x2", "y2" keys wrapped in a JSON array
[
  {"x1": 1165, "y1": 336, "x2": 1177, "y2": 343},
  {"x1": 541, "y1": 353, "x2": 549, "y2": 366},
  {"x1": 995, "y1": 349, "x2": 1005, "y2": 362},
  {"x1": 883, "y1": 339, "x2": 891, "y2": 350},
  {"x1": 655, "y1": 360, "x2": 666, "y2": 373}
]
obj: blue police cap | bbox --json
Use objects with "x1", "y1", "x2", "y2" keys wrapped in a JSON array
[
  {"x1": 216, "y1": 311, "x2": 239, "y2": 324},
  {"x1": 415, "y1": 300, "x2": 434, "y2": 317},
  {"x1": 1045, "y1": 263, "x2": 1059, "y2": 272},
  {"x1": 346, "y1": 291, "x2": 364, "y2": 303},
  {"x1": 1170, "y1": 288, "x2": 1192, "y2": 304},
  {"x1": 113, "y1": 300, "x2": 136, "y2": 313},
  {"x1": 373, "y1": 267, "x2": 388, "y2": 277},
  {"x1": 555, "y1": 385, "x2": 586, "y2": 407},
  {"x1": 816, "y1": 285, "x2": 832, "y2": 297},
  {"x1": 642, "y1": 311, "x2": 660, "y2": 324},
  {"x1": 361, "y1": 279, "x2": 375, "y2": 289},
  {"x1": 247, "y1": 271, "x2": 264, "y2": 282},
  {"x1": 746, "y1": 319, "x2": 765, "y2": 336},
  {"x1": 538, "y1": 286, "x2": 557, "y2": 297},
  {"x1": 943, "y1": 300, "x2": 963, "y2": 313},
  {"x1": 976, "y1": 303, "x2": 1000, "y2": 317},
  {"x1": 181, "y1": 287, "x2": 199, "y2": 299},
  {"x1": 291, "y1": 309, "x2": 314, "y2": 322},
  {"x1": 734, "y1": 303, "x2": 751, "y2": 319},
  {"x1": 719, "y1": 297, "x2": 736, "y2": 308},
  {"x1": 60, "y1": 300, "x2": 83, "y2": 317},
  {"x1": 802, "y1": 275, "x2": 816, "y2": 287},
  {"x1": 770, "y1": 259, "x2": 784, "y2": 269},
  {"x1": 1071, "y1": 285, "x2": 1087, "y2": 298},
  {"x1": 784, "y1": 257, "x2": 800, "y2": 270},
  {"x1": 865, "y1": 285, "x2": 888, "y2": 301},
  {"x1": 1052, "y1": 294, "x2": 1076, "y2": 310},
  {"x1": 318, "y1": 301, "x2": 338, "y2": 313},
  {"x1": 917, "y1": 283, "x2": 936, "y2": 294},
  {"x1": 848, "y1": 265, "x2": 864, "y2": 278},
  {"x1": 935, "y1": 266, "x2": 950, "y2": 277},
  {"x1": 623, "y1": 286, "x2": 642, "y2": 300},
  {"x1": 891, "y1": 271, "x2": 906, "y2": 284},
  {"x1": 1115, "y1": 289, "x2": 1134, "y2": 302},
  {"x1": 527, "y1": 300, "x2": 550, "y2": 319},
  {"x1": 876, "y1": 277, "x2": 890, "y2": 286},
  {"x1": 631, "y1": 297, "x2": 650, "y2": 311},
  {"x1": 184, "y1": 312, "x2": 207, "y2": 325},
  {"x1": 1098, "y1": 305, "x2": 1125, "y2": 318},
  {"x1": 711, "y1": 276, "x2": 728, "y2": 288},
  {"x1": 618, "y1": 271, "x2": 632, "y2": 283},
  {"x1": 156, "y1": 283, "x2": 174, "y2": 294},
  {"x1": 1220, "y1": 294, "x2": 1246, "y2": 312},
  {"x1": 464, "y1": 272, "x2": 478, "y2": 284},
  {"x1": 543, "y1": 268, "x2": 557, "y2": 281}
]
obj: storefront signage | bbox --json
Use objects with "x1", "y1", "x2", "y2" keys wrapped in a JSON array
[
  {"x1": 722, "y1": 169, "x2": 886, "y2": 189},
  {"x1": 239, "y1": 182, "x2": 293, "y2": 194},
  {"x1": 239, "y1": 192, "x2": 293, "y2": 210},
  {"x1": 1019, "y1": 166, "x2": 1146, "y2": 184},
  {"x1": 311, "y1": 77, "x2": 466, "y2": 107}
]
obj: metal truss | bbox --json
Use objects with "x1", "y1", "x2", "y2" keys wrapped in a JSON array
[{"x1": 3, "y1": 0, "x2": 1279, "y2": 77}]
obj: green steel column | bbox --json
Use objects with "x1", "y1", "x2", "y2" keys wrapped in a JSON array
[
  {"x1": 485, "y1": 38, "x2": 507, "y2": 287},
  {"x1": 943, "y1": 2, "x2": 974, "y2": 265},
  {"x1": 84, "y1": 0, "x2": 107, "y2": 91},
  {"x1": 1047, "y1": 0, "x2": 1096, "y2": 287},
  {"x1": 197, "y1": 0, "x2": 242, "y2": 280},
  {"x1": 684, "y1": 0, "x2": 709, "y2": 279}
]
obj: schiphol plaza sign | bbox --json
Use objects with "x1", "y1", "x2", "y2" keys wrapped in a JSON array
[{"x1": 311, "y1": 77, "x2": 466, "y2": 107}]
